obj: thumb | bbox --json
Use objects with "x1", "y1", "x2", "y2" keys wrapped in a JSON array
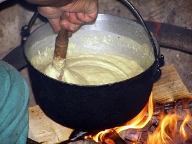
[{"x1": 48, "y1": 18, "x2": 61, "y2": 33}]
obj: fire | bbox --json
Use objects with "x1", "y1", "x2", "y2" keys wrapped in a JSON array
[
  {"x1": 86, "y1": 94, "x2": 192, "y2": 144},
  {"x1": 179, "y1": 111, "x2": 191, "y2": 140},
  {"x1": 115, "y1": 92, "x2": 154, "y2": 133},
  {"x1": 148, "y1": 104, "x2": 192, "y2": 144},
  {"x1": 86, "y1": 93, "x2": 154, "y2": 142},
  {"x1": 147, "y1": 114, "x2": 179, "y2": 144}
]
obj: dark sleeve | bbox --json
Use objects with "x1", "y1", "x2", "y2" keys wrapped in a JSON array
[{"x1": 25, "y1": 0, "x2": 74, "y2": 7}]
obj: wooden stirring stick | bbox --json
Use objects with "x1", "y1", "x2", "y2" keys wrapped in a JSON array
[
  {"x1": 54, "y1": 27, "x2": 68, "y2": 60},
  {"x1": 43, "y1": 27, "x2": 68, "y2": 81},
  {"x1": 51, "y1": 27, "x2": 68, "y2": 80}
]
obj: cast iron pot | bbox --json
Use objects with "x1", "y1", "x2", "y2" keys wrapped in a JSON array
[{"x1": 24, "y1": 1, "x2": 163, "y2": 131}]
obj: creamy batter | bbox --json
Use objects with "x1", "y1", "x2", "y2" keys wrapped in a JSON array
[{"x1": 31, "y1": 49, "x2": 144, "y2": 85}]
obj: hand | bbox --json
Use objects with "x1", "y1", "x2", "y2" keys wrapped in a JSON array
[{"x1": 37, "y1": 0, "x2": 98, "y2": 36}]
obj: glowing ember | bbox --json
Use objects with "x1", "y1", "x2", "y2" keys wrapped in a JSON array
[{"x1": 85, "y1": 94, "x2": 192, "y2": 144}]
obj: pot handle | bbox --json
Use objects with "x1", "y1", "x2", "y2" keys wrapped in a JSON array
[
  {"x1": 120, "y1": 0, "x2": 158, "y2": 59},
  {"x1": 151, "y1": 54, "x2": 164, "y2": 82},
  {"x1": 2, "y1": 11, "x2": 39, "y2": 71},
  {"x1": 21, "y1": 11, "x2": 39, "y2": 45},
  {"x1": 151, "y1": 31, "x2": 164, "y2": 81},
  {"x1": 120, "y1": 0, "x2": 164, "y2": 82}
]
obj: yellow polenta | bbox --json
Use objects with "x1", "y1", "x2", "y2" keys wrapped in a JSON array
[{"x1": 32, "y1": 49, "x2": 144, "y2": 85}]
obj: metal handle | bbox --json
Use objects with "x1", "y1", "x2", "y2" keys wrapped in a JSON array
[
  {"x1": 21, "y1": 11, "x2": 39, "y2": 45},
  {"x1": 119, "y1": 0, "x2": 159, "y2": 59}
]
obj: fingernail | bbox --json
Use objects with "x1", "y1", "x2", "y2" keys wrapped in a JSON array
[
  {"x1": 66, "y1": 12, "x2": 69, "y2": 17},
  {"x1": 70, "y1": 27, "x2": 74, "y2": 31}
]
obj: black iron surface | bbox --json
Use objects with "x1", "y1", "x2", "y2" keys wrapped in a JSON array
[{"x1": 27, "y1": 59, "x2": 157, "y2": 131}]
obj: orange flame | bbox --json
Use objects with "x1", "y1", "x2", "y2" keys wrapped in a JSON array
[
  {"x1": 147, "y1": 114, "x2": 179, "y2": 144},
  {"x1": 115, "y1": 92, "x2": 153, "y2": 133},
  {"x1": 179, "y1": 111, "x2": 191, "y2": 140},
  {"x1": 148, "y1": 105, "x2": 192, "y2": 144},
  {"x1": 87, "y1": 93, "x2": 154, "y2": 142},
  {"x1": 86, "y1": 95, "x2": 192, "y2": 144}
]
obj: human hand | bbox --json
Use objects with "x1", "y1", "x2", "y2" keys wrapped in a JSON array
[{"x1": 29, "y1": 0, "x2": 98, "y2": 36}]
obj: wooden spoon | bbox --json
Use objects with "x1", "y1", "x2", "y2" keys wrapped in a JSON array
[
  {"x1": 54, "y1": 27, "x2": 68, "y2": 63},
  {"x1": 44, "y1": 27, "x2": 68, "y2": 80},
  {"x1": 53, "y1": 27, "x2": 68, "y2": 78}
]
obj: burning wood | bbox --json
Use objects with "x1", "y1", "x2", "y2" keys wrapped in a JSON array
[
  {"x1": 63, "y1": 98, "x2": 192, "y2": 144},
  {"x1": 118, "y1": 99, "x2": 192, "y2": 144}
]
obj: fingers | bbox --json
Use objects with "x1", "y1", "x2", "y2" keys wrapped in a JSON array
[
  {"x1": 66, "y1": 12, "x2": 84, "y2": 25},
  {"x1": 76, "y1": 11, "x2": 98, "y2": 23},
  {"x1": 48, "y1": 18, "x2": 61, "y2": 33},
  {"x1": 58, "y1": 0, "x2": 98, "y2": 30},
  {"x1": 38, "y1": 6, "x2": 63, "y2": 33},
  {"x1": 59, "y1": 12, "x2": 79, "y2": 32},
  {"x1": 37, "y1": 6, "x2": 62, "y2": 19},
  {"x1": 60, "y1": 10, "x2": 97, "y2": 33},
  {"x1": 60, "y1": 16, "x2": 81, "y2": 32},
  {"x1": 74, "y1": 0, "x2": 98, "y2": 23},
  {"x1": 37, "y1": 0, "x2": 98, "y2": 35}
]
